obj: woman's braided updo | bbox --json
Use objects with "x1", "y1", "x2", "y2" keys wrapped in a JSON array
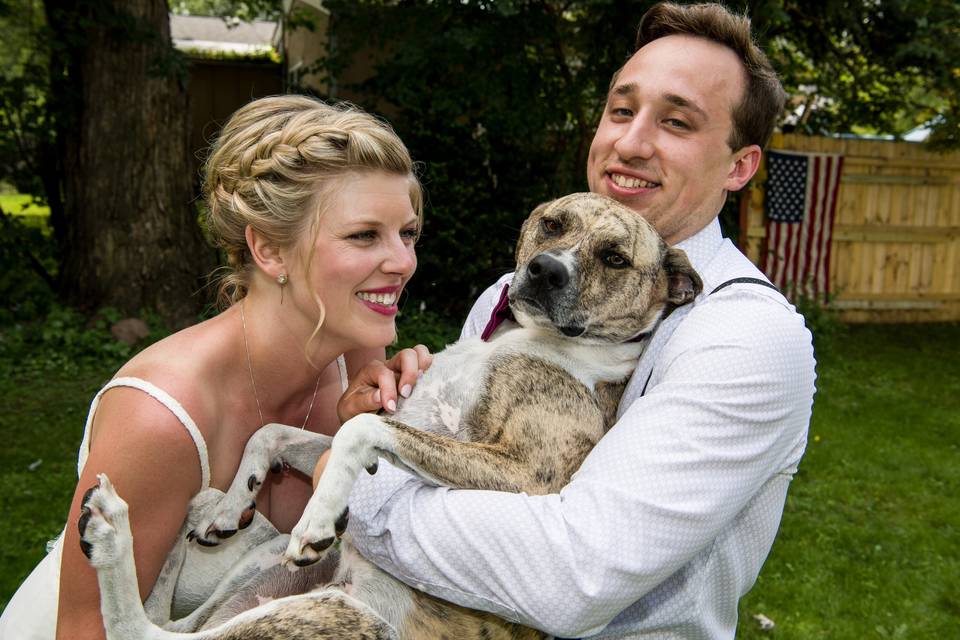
[{"x1": 203, "y1": 95, "x2": 422, "y2": 307}]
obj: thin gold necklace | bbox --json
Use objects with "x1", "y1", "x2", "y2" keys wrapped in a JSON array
[{"x1": 240, "y1": 300, "x2": 322, "y2": 430}]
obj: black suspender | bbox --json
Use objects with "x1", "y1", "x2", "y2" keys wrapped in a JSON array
[
  {"x1": 639, "y1": 277, "x2": 780, "y2": 397},
  {"x1": 709, "y1": 277, "x2": 780, "y2": 296}
]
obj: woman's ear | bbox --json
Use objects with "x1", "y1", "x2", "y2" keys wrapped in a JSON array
[{"x1": 245, "y1": 225, "x2": 287, "y2": 280}]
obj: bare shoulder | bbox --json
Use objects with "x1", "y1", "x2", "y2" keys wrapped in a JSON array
[
  {"x1": 109, "y1": 310, "x2": 240, "y2": 443},
  {"x1": 85, "y1": 386, "x2": 205, "y2": 493}
]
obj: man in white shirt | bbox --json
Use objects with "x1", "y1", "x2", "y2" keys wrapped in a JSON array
[{"x1": 336, "y1": 2, "x2": 816, "y2": 637}]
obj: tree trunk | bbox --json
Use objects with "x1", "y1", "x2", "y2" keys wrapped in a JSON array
[{"x1": 46, "y1": 0, "x2": 214, "y2": 327}]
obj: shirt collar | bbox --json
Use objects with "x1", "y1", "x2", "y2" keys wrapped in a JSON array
[{"x1": 673, "y1": 218, "x2": 724, "y2": 277}]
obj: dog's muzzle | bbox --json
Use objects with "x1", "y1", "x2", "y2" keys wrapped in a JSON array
[
  {"x1": 512, "y1": 253, "x2": 585, "y2": 336},
  {"x1": 526, "y1": 254, "x2": 569, "y2": 293}
]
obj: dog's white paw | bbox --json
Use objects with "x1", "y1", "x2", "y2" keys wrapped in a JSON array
[
  {"x1": 188, "y1": 488, "x2": 260, "y2": 547},
  {"x1": 283, "y1": 501, "x2": 350, "y2": 569},
  {"x1": 78, "y1": 474, "x2": 132, "y2": 568}
]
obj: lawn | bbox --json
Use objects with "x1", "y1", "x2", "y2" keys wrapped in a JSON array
[
  {"x1": 0, "y1": 193, "x2": 50, "y2": 229},
  {"x1": 1, "y1": 319, "x2": 957, "y2": 638}
]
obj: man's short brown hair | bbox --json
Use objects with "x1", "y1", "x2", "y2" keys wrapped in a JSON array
[{"x1": 635, "y1": 2, "x2": 785, "y2": 150}]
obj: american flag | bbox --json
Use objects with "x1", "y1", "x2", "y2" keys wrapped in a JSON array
[{"x1": 760, "y1": 150, "x2": 844, "y2": 300}]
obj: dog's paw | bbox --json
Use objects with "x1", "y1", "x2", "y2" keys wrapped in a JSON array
[
  {"x1": 78, "y1": 474, "x2": 131, "y2": 568},
  {"x1": 187, "y1": 490, "x2": 260, "y2": 547},
  {"x1": 283, "y1": 504, "x2": 350, "y2": 568}
]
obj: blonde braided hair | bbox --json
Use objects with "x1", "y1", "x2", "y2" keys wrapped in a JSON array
[{"x1": 203, "y1": 95, "x2": 422, "y2": 310}]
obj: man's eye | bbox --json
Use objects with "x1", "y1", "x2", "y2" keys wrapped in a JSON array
[
  {"x1": 601, "y1": 251, "x2": 630, "y2": 269},
  {"x1": 611, "y1": 107, "x2": 634, "y2": 118},
  {"x1": 664, "y1": 118, "x2": 689, "y2": 130},
  {"x1": 541, "y1": 218, "x2": 562, "y2": 235}
]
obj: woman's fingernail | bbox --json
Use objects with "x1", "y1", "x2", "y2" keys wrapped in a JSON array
[
  {"x1": 400, "y1": 384, "x2": 412, "y2": 398},
  {"x1": 373, "y1": 389, "x2": 381, "y2": 403},
  {"x1": 417, "y1": 369, "x2": 424, "y2": 378},
  {"x1": 387, "y1": 399, "x2": 397, "y2": 412}
]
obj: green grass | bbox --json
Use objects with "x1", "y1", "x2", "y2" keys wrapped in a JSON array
[
  {"x1": 0, "y1": 193, "x2": 50, "y2": 225},
  {"x1": 1, "y1": 321, "x2": 958, "y2": 639},
  {"x1": 737, "y1": 324, "x2": 960, "y2": 639}
]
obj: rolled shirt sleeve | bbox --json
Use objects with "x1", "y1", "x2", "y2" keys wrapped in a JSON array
[{"x1": 347, "y1": 275, "x2": 815, "y2": 637}]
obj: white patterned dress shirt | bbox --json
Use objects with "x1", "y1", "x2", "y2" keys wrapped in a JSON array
[{"x1": 347, "y1": 218, "x2": 816, "y2": 639}]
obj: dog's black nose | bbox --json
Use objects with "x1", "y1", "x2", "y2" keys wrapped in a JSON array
[{"x1": 527, "y1": 254, "x2": 569, "y2": 290}]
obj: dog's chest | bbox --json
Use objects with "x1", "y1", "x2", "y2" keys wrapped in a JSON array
[
  {"x1": 394, "y1": 327, "x2": 641, "y2": 439},
  {"x1": 393, "y1": 337, "x2": 495, "y2": 439}
]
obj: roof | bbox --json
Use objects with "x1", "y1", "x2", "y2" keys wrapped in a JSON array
[{"x1": 170, "y1": 14, "x2": 278, "y2": 56}]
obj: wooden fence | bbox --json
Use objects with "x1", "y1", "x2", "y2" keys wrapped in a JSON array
[{"x1": 741, "y1": 133, "x2": 960, "y2": 322}]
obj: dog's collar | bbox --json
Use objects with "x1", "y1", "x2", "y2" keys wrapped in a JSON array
[{"x1": 480, "y1": 284, "x2": 650, "y2": 344}]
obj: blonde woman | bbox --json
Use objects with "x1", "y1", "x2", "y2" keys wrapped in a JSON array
[{"x1": 0, "y1": 95, "x2": 430, "y2": 640}]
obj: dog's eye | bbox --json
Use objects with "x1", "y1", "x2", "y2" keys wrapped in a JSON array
[
  {"x1": 601, "y1": 251, "x2": 630, "y2": 269},
  {"x1": 541, "y1": 218, "x2": 562, "y2": 235}
]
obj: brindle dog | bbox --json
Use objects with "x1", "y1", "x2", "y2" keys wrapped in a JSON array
[{"x1": 78, "y1": 192, "x2": 703, "y2": 640}]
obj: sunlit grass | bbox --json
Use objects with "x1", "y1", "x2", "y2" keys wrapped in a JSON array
[{"x1": 0, "y1": 193, "x2": 49, "y2": 218}]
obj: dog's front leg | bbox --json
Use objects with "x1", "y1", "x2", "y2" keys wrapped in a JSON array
[
  {"x1": 284, "y1": 413, "x2": 534, "y2": 567},
  {"x1": 191, "y1": 423, "x2": 332, "y2": 545},
  {"x1": 284, "y1": 414, "x2": 388, "y2": 567}
]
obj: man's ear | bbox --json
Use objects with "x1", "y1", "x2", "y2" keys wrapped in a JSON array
[
  {"x1": 245, "y1": 224, "x2": 288, "y2": 280},
  {"x1": 723, "y1": 144, "x2": 762, "y2": 192},
  {"x1": 664, "y1": 247, "x2": 703, "y2": 307}
]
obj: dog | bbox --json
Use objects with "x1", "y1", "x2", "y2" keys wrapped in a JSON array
[{"x1": 78, "y1": 192, "x2": 703, "y2": 639}]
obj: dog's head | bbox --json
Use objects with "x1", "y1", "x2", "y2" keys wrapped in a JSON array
[{"x1": 509, "y1": 193, "x2": 702, "y2": 343}]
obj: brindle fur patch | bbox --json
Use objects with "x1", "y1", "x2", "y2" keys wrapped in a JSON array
[
  {"x1": 401, "y1": 590, "x2": 545, "y2": 640},
  {"x1": 218, "y1": 593, "x2": 392, "y2": 640},
  {"x1": 388, "y1": 353, "x2": 611, "y2": 495}
]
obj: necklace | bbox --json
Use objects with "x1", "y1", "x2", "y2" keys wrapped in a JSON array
[{"x1": 240, "y1": 300, "x2": 323, "y2": 430}]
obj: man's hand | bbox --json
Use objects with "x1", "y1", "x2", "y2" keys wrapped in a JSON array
[{"x1": 336, "y1": 345, "x2": 433, "y2": 424}]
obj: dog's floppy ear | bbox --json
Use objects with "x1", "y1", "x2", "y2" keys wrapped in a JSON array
[
  {"x1": 515, "y1": 201, "x2": 551, "y2": 263},
  {"x1": 663, "y1": 247, "x2": 703, "y2": 307}
]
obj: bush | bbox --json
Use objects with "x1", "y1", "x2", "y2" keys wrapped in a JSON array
[
  {"x1": 0, "y1": 209, "x2": 56, "y2": 324},
  {"x1": 0, "y1": 305, "x2": 169, "y2": 380}
]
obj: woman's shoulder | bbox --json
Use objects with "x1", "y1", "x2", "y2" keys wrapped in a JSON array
[{"x1": 109, "y1": 312, "x2": 240, "y2": 439}]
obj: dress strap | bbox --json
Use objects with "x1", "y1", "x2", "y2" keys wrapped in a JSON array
[
  {"x1": 78, "y1": 376, "x2": 211, "y2": 490},
  {"x1": 336, "y1": 354, "x2": 349, "y2": 393}
]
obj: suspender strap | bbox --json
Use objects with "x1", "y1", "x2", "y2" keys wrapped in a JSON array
[
  {"x1": 709, "y1": 277, "x2": 779, "y2": 296},
  {"x1": 639, "y1": 277, "x2": 780, "y2": 397}
]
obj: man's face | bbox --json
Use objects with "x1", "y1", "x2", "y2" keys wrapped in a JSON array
[{"x1": 587, "y1": 34, "x2": 760, "y2": 245}]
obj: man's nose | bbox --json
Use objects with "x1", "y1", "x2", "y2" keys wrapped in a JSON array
[{"x1": 613, "y1": 115, "x2": 656, "y2": 161}]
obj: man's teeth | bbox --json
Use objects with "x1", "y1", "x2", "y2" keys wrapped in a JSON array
[
  {"x1": 357, "y1": 291, "x2": 398, "y2": 305},
  {"x1": 611, "y1": 173, "x2": 658, "y2": 189}
]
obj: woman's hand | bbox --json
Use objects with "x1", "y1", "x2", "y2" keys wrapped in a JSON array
[
  {"x1": 336, "y1": 344, "x2": 433, "y2": 424},
  {"x1": 321, "y1": 346, "x2": 432, "y2": 489}
]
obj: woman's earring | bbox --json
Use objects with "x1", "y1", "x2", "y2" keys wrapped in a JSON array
[{"x1": 277, "y1": 273, "x2": 288, "y2": 303}]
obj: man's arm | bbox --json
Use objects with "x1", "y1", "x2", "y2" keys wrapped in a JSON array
[{"x1": 347, "y1": 288, "x2": 814, "y2": 637}]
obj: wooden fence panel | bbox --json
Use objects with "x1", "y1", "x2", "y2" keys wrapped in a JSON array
[{"x1": 743, "y1": 133, "x2": 960, "y2": 322}]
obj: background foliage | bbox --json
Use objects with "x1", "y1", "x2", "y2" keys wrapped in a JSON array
[
  {"x1": 3, "y1": 0, "x2": 960, "y2": 322},
  {"x1": 319, "y1": 0, "x2": 960, "y2": 319}
]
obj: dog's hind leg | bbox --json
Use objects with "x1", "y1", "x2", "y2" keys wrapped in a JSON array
[
  {"x1": 79, "y1": 474, "x2": 182, "y2": 640},
  {"x1": 141, "y1": 515, "x2": 189, "y2": 625},
  {"x1": 189, "y1": 424, "x2": 332, "y2": 546}
]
